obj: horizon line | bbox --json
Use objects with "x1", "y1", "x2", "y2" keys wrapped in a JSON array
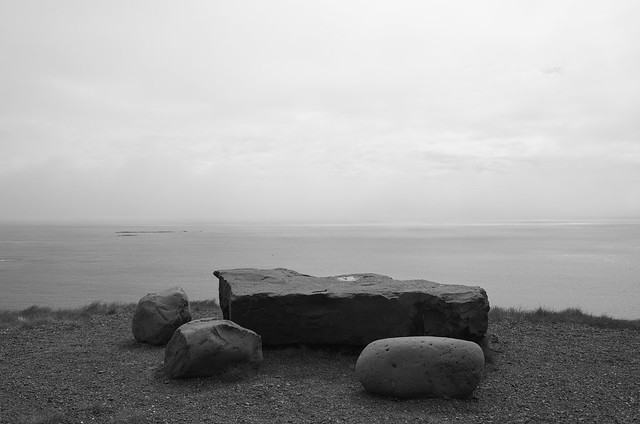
[{"x1": 1, "y1": 216, "x2": 639, "y2": 227}]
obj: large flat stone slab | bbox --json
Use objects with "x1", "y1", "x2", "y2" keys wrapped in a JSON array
[{"x1": 214, "y1": 268, "x2": 489, "y2": 345}]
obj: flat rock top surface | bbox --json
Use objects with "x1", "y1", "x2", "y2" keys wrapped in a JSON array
[{"x1": 215, "y1": 268, "x2": 483, "y2": 299}]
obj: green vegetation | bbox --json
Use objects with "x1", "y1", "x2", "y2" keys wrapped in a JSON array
[
  {"x1": 0, "y1": 300, "x2": 219, "y2": 330},
  {"x1": 0, "y1": 301, "x2": 132, "y2": 329},
  {"x1": 2, "y1": 301, "x2": 637, "y2": 331},
  {"x1": 489, "y1": 306, "x2": 640, "y2": 330},
  {"x1": 189, "y1": 299, "x2": 219, "y2": 314}
]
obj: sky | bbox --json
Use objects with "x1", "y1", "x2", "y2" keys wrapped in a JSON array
[{"x1": 1, "y1": 1, "x2": 639, "y2": 224}]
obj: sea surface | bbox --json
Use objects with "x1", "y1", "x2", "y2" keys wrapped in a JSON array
[{"x1": 1, "y1": 221, "x2": 638, "y2": 319}]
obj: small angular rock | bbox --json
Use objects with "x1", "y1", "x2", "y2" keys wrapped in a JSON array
[
  {"x1": 131, "y1": 287, "x2": 191, "y2": 345},
  {"x1": 164, "y1": 318, "x2": 263, "y2": 379},
  {"x1": 355, "y1": 336, "x2": 484, "y2": 398}
]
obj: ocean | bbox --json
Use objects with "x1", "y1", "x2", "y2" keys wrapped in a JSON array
[{"x1": 1, "y1": 221, "x2": 638, "y2": 319}]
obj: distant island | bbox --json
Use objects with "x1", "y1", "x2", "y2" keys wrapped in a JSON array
[{"x1": 115, "y1": 230, "x2": 186, "y2": 236}]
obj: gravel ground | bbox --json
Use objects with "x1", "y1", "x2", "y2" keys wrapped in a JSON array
[{"x1": 1, "y1": 304, "x2": 638, "y2": 424}]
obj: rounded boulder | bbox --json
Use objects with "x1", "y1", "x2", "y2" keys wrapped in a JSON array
[
  {"x1": 131, "y1": 287, "x2": 192, "y2": 345},
  {"x1": 164, "y1": 318, "x2": 263, "y2": 379},
  {"x1": 355, "y1": 336, "x2": 484, "y2": 398}
]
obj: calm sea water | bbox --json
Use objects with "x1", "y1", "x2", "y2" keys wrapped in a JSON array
[{"x1": 0, "y1": 221, "x2": 638, "y2": 319}]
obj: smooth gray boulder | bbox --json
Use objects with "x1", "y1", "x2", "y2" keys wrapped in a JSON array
[
  {"x1": 164, "y1": 318, "x2": 263, "y2": 379},
  {"x1": 131, "y1": 287, "x2": 192, "y2": 345},
  {"x1": 214, "y1": 268, "x2": 489, "y2": 345},
  {"x1": 355, "y1": 336, "x2": 484, "y2": 398}
]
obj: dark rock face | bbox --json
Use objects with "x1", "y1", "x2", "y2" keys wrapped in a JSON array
[
  {"x1": 356, "y1": 336, "x2": 485, "y2": 398},
  {"x1": 214, "y1": 268, "x2": 489, "y2": 345},
  {"x1": 131, "y1": 287, "x2": 192, "y2": 345},
  {"x1": 164, "y1": 318, "x2": 263, "y2": 379}
]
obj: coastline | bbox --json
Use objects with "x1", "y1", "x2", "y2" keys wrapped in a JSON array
[{"x1": 2, "y1": 221, "x2": 640, "y2": 319}]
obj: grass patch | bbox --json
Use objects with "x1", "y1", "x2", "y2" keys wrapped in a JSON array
[
  {"x1": 0, "y1": 301, "x2": 136, "y2": 330},
  {"x1": 490, "y1": 306, "x2": 640, "y2": 330},
  {"x1": 4, "y1": 300, "x2": 636, "y2": 332},
  {"x1": 0, "y1": 299, "x2": 219, "y2": 330},
  {"x1": 190, "y1": 299, "x2": 219, "y2": 314}
]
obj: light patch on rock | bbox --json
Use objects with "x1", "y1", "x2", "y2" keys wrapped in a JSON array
[{"x1": 336, "y1": 276, "x2": 358, "y2": 282}]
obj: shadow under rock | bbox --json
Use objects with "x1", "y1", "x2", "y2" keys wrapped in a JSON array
[
  {"x1": 117, "y1": 337, "x2": 167, "y2": 351},
  {"x1": 262, "y1": 343, "x2": 363, "y2": 357}
]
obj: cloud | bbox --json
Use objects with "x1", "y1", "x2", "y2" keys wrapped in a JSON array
[
  {"x1": 542, "y1": 66, "x2": 564, "y2": 76},
  {"x1": 1, "y1": 1, "x2": 640, "y2": 222}
]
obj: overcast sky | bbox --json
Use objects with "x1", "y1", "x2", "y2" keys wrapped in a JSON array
[{"x1": 1, "y1": 1, "x2": 639, "y2": 224}]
